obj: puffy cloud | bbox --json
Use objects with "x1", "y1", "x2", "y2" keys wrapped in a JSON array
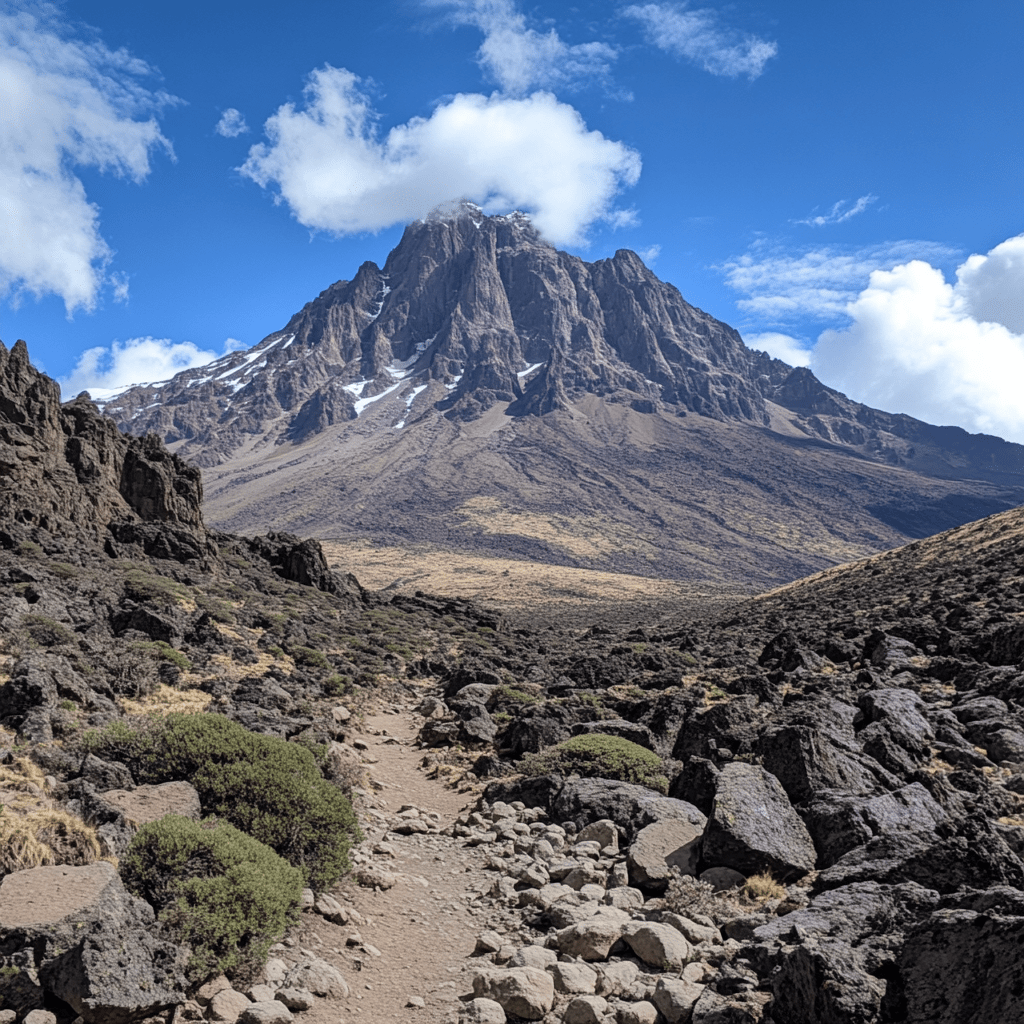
[
  {"x1": 796, "y1": 194, "x2": 877, "y2": 227},
  {"x1": 430, "y1": 0, "x2": 618, "y2": 94},
  {"x1": 623, "y1": 2, "x2": 777, "y2": 79},
  {"x1": 722, "y1": 240, "x2": 958, "y2": 322},
  {"x1": 638, "y1": 244, "x2": 661, "y2": 265},
  {"x1": 60, "y1": 336, "x2": 224, "y2": 399},
  {"x1": 0, "y1": 4, "x2": 175, "y2": 314},
  {"x1": 744, "y1": 331, "x2": 811, "y2": 367},
  {"x1": 215, "y1": 108, "x2": 249, "y2": 137},
  {"x1": 239, "y1": 66, "x2": 641, "y2": 246},
  {"x1": 810, "y1": 235, "x2": 1024, "y2": 441}
]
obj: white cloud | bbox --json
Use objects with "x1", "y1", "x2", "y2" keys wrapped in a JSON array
[
  {"x1": 810, "y1": 234, "x2": 1024, "y2": 441},
  {"x1": 638, "y1": 244, "x2": 661, "y2": 265},
  {"x1": 215, "y1": 107, "x2": 249, "y2": 137},
  {"x1": 722, "y1": 240, "x2": 958, "y2": 322},
  {"x1": 0, "y1": 4, "x2": 175, "y2": 314},
  {"x1": 61, "y1": 336, "x2": 224, "y2": 399},
  {"x1": 796, "y1": 194, "x2": 877, "y2": 227},
  {"x1": 623, "y1": 2, "x2": 777, "y2": 79},
  {"x1": 239, "y1": 66, "x2": 641, "y2": 246},
  {"x1": 744, "y1": 331, "x2": 811, "y2": 367},
  {"x1": 431, "y1": 0, "x2": 618, "y2": 94}
]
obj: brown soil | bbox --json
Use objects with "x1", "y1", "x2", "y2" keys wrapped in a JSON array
[{"x1": 295, "y1": 704, "x2": 492, "y2": 1024}]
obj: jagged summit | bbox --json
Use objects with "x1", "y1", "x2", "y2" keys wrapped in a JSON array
[{"x1": 92, "y1": 214, "x2": 1024, "y2": 585}]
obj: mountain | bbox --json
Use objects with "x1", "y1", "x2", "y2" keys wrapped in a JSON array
[{"x1": 96, "y1": 204, "x2": 1024, "y2": 587}]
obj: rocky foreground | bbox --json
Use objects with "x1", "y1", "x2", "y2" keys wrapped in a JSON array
[{"x1": 2, "y1": 334, "x2": 1024, "y2": 1024}]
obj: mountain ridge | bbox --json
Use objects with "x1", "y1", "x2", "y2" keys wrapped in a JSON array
[{"x1": 91, "y1": 204, "x2": 1024, "y2": 586}]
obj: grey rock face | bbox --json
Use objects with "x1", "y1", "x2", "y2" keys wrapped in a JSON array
[
  {"x1": 0, "y1": 862, "x2": 188, "y2": 1024},
  {"x1": 701, "y1": 762, "x2": 816, "y2": 880}
]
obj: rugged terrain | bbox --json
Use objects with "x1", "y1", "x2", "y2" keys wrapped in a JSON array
[
  {"x1": 3, "y1": 336, "x2": 1024, "y2": 1024},
  {"x1": 96, "y1": 205, "x2": 1024, "y2": 587}
]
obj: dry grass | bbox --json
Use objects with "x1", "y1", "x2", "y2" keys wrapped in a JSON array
[
  {"x1": 0, "y1": 809, "x2": 102, "y2": 874},
  {"x1": 322, "y1": 538, "x2": 736, "y2": 617},
  {"x1": 0, "y1": 756, "x2": 50, "y2": 813},
  {"x1": 742, "y1": 871, "x2": 787, "y2": 902},
  {"x1": 119, "y1": 682, "x2": 212, "y2": 716}
]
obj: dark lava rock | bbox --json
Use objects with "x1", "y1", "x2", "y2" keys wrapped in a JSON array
[
  {"x1": 800, "y1": 783, "x2": 946, "y2": 867},
  {"x1": 701, "y1": 762, "x2": 817, "y2": 880},
  {"x1": 898, "y1": 887, "x2": 1024, "y2": 1023},
  {"x1": 669, "y1": 756, "x2": 720, "y2": 816},
  {"x1": 553, "y1": 778, "x2": 705, "y2": 842}
]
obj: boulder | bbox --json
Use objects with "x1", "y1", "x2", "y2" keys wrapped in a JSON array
[
  {"x1": 237, "y1": 1005, "x2": 293, "y2": 1024},
  {"x1": 813, "y1": 823, "x2": 1024, "y2": 894},
  {"x1": 746, "y1": 881, "x2": 940, "y2": 1024},
  {"x1": 555, "y1": 915, "x2": 627, "y2": 960},
  {"x1": 701, "y1": 762, "x2": 816, "y2": 880},
  {"x1": 562, "y1": 995, "x2": 608, "y2": 1023},
  {"x1": 800, "y1": 782, "x2": 945, "y2": 866},
  {"x1": 0, "y1": 862, "x2": 188, "y2": 1024},
  {"x1": 472, "y1": 967, "x2": 555, "y2": 1021},
  {"x1": 621, "y1": 922, "x2": 690, "y2": 970},
  {"x1": 460, "y1": 998, "x2": 506, "y2": 1023},
  {"x1": 209, "y1": 989, "x2": 252, "y2": 1022},
  {"x1": 627, "y1": 818, "x2": 702, "y2": 892},
  {"x1": 282, "y1": 959, "x2": 349, "y2": 998},
  {"x1": 554, "y1": 778, "x2": 705, "y2": 841},
  {"x1": 652, "y1": 978, "x2": 705, "y2": 1023},
  {"x1": 576, "y1": 819, "x2": 619, "y2": 851},
  {"x1": 898, "y1": 888, "x2": 1024, "y2": 1024},
  {"x1": 549, "y1": 961, "x2": 598, "y2": 995}
]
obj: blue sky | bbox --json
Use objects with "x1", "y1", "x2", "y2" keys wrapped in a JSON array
[{"x1": 2, "y1": 0, "x2": 1022, "y2": 437}]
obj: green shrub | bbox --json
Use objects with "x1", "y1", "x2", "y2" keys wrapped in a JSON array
[
  {"x1": 322, "y1": 674, "x2": 352, "y2": 697},
  {"x1": 291, "y1": 646, "x2": 329, "y2": 669},
  {"x1": 121, "y1": 815, "x2": 302, "y2": 983},
  {"x1": 195, "y1": 595, "x2": 235, "y2": 624},
  {"x1": 494, "y1": 684, "x2": 540, "y2": 706},
  {"x1": 121, "y1": 568, "x2": 190, "y2": 608},
  {"x1": 21, "y1": 615, "x2": 74, "y2": 647},
  {"x1": 85, "y1": 713, "x2": 360, "y2": 889},
  {"x1": 132, "y1": 640, "x2": 192, "y2": 672},
  {"x1": 520, "y1": 734, "x2": 669, "y2": 793}
]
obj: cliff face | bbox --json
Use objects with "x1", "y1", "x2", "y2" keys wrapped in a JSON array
[{"x1": 0, "y1": 339, "x2": 207, "y2": 561}]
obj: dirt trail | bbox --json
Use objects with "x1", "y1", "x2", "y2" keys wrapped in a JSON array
[{"x1": 297, "y1": 705, "x2": 493, "y2": 1024}]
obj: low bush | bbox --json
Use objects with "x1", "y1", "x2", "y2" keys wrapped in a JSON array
[
  {"x1": 84, "y1": 713, "x2": 360, "y2": 889},
  {"x1": 519, "y1": 733, "x2": 669, "y2": 792},
  {"x1": 121, "y1": 815, "x2": 302, "y2": 983},
  {"x1": 291, "y1": 646, "x2": 329, "y2": 669},
  {"x1": 21, "y1": 614, "x2": 75, "y2": 647}
]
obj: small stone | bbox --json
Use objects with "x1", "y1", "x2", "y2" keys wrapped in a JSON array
[
  {"x1": 577, "y1": 820, "x2": 619, "y2": 852},
  {"x1": 238, "y1": 1004, "x2": 294, "y2": 1024},
  {"x1": 275, "y1": 988, "x2": 315, "y2": 1011},
  {"x1": 699, "y1": 866, "x2": 746, "y2": 892},
  {"x1": 248, "y1": 985, "x2": 276, "y2": 1003},
  {"x1": 476, "y1": 930, "x2": 504, "y2": 954},
  {"x1": 23, "y1": 1013, "x2": 57, "y2": 1024},
  {"x1": 549, "y1": 961, "x2": 598, "y2": 995},
  {"x1": 460, "y1": 997, "x2": 506, "y2": 1023},
  {"x1": 406, "y1": 996, "x2": 426, "y2": 1008},
  {"x1": 617, "y1": 1001, "x2": 659, "y2": 1024},
  {"x1": 196, "y1": 975, "x2": 232, "y2": 1006},
  {"x1": 562, "y1": 995, "x2": 608, "y2": 1024},
  {"x1": 209, "y1": 988, "x2": 252, "y2": 1022},
  {"x1": 300, "y1": 888, "x2": 315, "y2": 909},
  {"x1": 652, "y1": 978, "x2": 705, "y2": 1024}
]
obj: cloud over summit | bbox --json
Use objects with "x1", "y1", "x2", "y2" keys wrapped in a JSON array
[{"x1": 239, "y1": 66, "x2": 641, "y2": 246}]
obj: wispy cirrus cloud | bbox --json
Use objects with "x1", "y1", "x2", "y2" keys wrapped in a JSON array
[
  {"x1": 0, "y1": 2, "x2": 176, "y2": 314},
  {"x1": 796, "y1": 194, "x2": 878, "y2": 227},
  {"x1": 722, "y1": 239, "x2": 958, "y2": 323},
  {"x1": 427, "y1": 0, "x2": 619, "y2": 95},
  {"x1": 623, "y1": 2, "x2": 777, "y2": 79}
]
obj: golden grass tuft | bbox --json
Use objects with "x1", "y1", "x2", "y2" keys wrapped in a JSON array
[
  {"x1": 742, "y1": 871, "x2": 787, "y2": 901},
  {"x1": 119, "y1": 682, "x2": 212, "y2": 717},
  {"x1": 0, "y1": 808, "x2": 101, "y2": 874}
]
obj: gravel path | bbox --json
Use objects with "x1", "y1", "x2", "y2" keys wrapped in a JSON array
[{"x1": 295, "y1": 703, "x2": 494, "y2": 1023}]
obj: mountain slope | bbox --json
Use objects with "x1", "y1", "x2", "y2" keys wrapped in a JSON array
[{"x1": 96, "y1": 205, "x2": 1024, "y2": 586}]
